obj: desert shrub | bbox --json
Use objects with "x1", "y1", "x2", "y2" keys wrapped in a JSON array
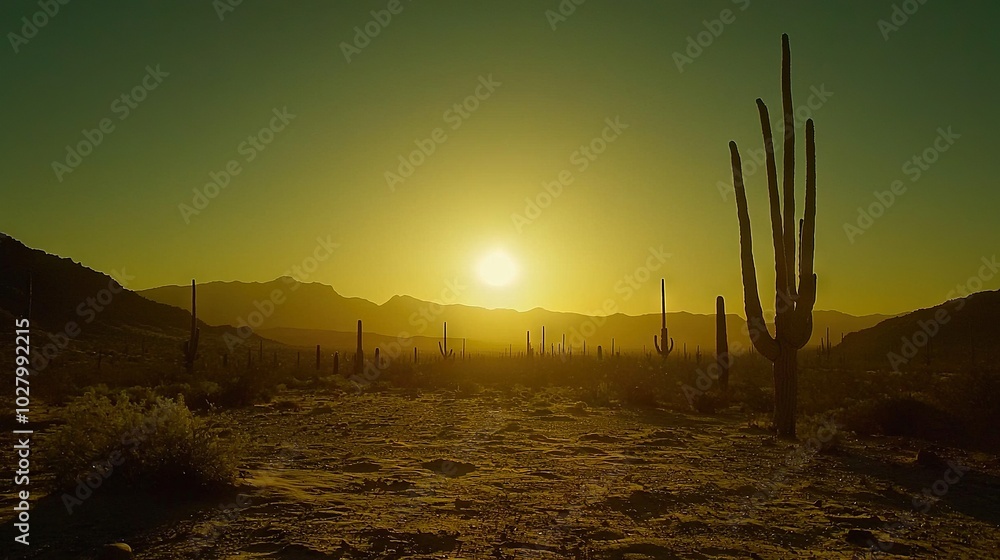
[
  {"x1": 732, "y1": 382, "x2": 773, "y2": 413},
  {"x1": 841, "y1": 396, "x2": 965, "y2": 445},
  {"x1": 745, "y1": 412, "x2": 771, "y2": 431},
  {"x1": 579, "y1": 380, "x2": 616, "y2": 408},
  {"x1": 154, "y1": 380, "x2": 222, "y2": 410},
  {"x1": 797, "y1": 413, "x2": 842, "y2": 453},
  {"x1": 209, "y1": 373, "x2": 277, "y2": 408},
  {"x1": 43, "y1": 391, "x2": 238, "y2": 491},
  {"x1": 691, "y1": 391, "x2": 722, "y2": 414},
  {"x1": 272, "y1": 399, "x2": 301, "y2": 412},
  {"x1": 936, "y1": 369, "x2": 1000, "y2": 449}
]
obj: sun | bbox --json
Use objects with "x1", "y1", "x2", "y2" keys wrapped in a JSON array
[{"x1": 476, "y1": 249, "x2": 519, "y2": 287}]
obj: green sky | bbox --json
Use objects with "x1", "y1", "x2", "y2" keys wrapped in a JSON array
[{"x1": 1, "y1": 0, "x2": 997, "y2": 317}]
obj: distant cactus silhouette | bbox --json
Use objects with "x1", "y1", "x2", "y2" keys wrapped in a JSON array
[
  {"x1": 183, "y1": 279, "x2": 199, "y2": 373},
  {"x1": 728, "y1": 34, "x2": 817, "y2": 437},
  {"x1": 541, "y1": 326, "x2": 546, "y2": 357},
  {"x1": 654, "y1": 279, "x2": 674, "y2": 358},
  {"x1": 315, "y1": 345, "x2": 321, "y2": 370},
  {"x1": 354, "y1": 320, "x2": 364, "y2": 375},
  {"x1": 597, "y1": 345, "x2": 603, "y2": 360},
  {"x1": 716, "y1": 296, "x2": 730, "y2": 393},
  {"x1": 438, "y1": 322, "x2": 454, "y2": 358},
  {"x1": 333, "y1": 351, "x2": 339, "y2": 375},
  {"x1": 526, "y1": 330, "x2": 533, "y2": 357}
]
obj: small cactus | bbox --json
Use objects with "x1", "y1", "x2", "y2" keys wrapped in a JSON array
[
  {"x1": 182, "y1": 279, "x2": 200, "y2": 373},
  {"x1": 438, "y1": 322, "x2": 454, "y2": 358},
  {"x1": 654, "y1": 279, "x2": 675, "y2": 358},
  {"x1": 354, "y1": 320, "x2": 364, "y2": 375},
  {"x1": 716, "y1": 296, "x2": 730, "y2": 393}
]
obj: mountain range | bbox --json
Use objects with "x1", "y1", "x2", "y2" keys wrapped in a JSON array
[
  {"x1": 136, "y1": 278, "x2": 892, "y2": 355},
  {"x1": 4, "y1": 233, "x2": 995, "y2": 369}
]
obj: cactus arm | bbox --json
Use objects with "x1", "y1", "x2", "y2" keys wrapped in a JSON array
[
  {"x1": 799, "y1": 118, "x2": 817, "y2": 308},
  {"x1": 730, "y1": 141, "x2": 780, "y2": 361},
  {"x1": 780, "y1": 34, "x2": 798, "y2": 300},
  {"x1": 787, "y1": 120, "x2": 818, "y2": 349},
  {"x1": 755, "y1": 99, "x2": 789, "y2": 302}
]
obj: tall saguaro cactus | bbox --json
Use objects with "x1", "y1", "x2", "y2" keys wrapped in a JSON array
[
  {"x1": 183, "y1": 279, "x2": 200, "y2": 373},
  {"x1": 716, "y1": 296, "x2": 730, "y2": 393},
  {"x1": 654, "y1": 278, "x2": 674, "y2": 358},
  {"x1": 439, "y1": 322, "x2": 454, "y2": 358},
  {"x1": 729, "y1": 34, "x2": 817, "y2": 437}
]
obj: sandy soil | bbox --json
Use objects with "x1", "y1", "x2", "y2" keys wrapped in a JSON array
[{"x1": 4, "y1": 388, "x2": 1000, "y2": 559}]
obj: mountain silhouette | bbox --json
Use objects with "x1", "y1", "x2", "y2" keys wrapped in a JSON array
[
  {"x1": 836, "y1": 289, "x2": 1000, "y2": 369},
  {"x1": 0, "y1": 233, "x2": 260, "y2": 355},
  {"x1": 139, "y1": 277, "x2": 891, "y2": 355}
]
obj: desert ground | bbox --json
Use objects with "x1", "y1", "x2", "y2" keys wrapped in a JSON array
[{"x1": 4, "y1": 382, "x2": 1000, "y2": 560}]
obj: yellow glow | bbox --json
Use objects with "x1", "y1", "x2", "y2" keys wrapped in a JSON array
[{"x1": 476, "y1": 249, "x2": 518, "y2": 287}]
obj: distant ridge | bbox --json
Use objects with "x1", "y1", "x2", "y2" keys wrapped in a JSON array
[
  {"x1": 0, "y1": 234, "x2": 900, "y2": 356},
  {"x1": 139, "y1": 277, "x2": 891, "y2": 353},
  {"x1": 0, "y1": 233, "x2": 266, "y2": 353}
]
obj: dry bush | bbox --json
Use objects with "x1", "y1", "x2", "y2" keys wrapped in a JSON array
[{"x1": 43, "y1": 392, "x2": 238, "y2": 491}]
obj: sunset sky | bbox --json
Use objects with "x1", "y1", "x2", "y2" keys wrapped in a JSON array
[{"x1": 1, "y1": 1, "x2": 997, "y2": 317}]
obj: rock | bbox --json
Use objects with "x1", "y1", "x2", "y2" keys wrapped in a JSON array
[
  {"x1": 96, "y1": 543, "x2": 133, "y2": 559},
  {"x1": 845, "y1": 528, "x2": 876, "y2": 547},
  {"x1": 813, "y1": 499, "x2": 823, "y2": 507}
]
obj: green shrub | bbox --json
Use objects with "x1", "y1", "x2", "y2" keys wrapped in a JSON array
[{"x1": 43, "y1": 391, "x2": 238, "y2": 491}]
